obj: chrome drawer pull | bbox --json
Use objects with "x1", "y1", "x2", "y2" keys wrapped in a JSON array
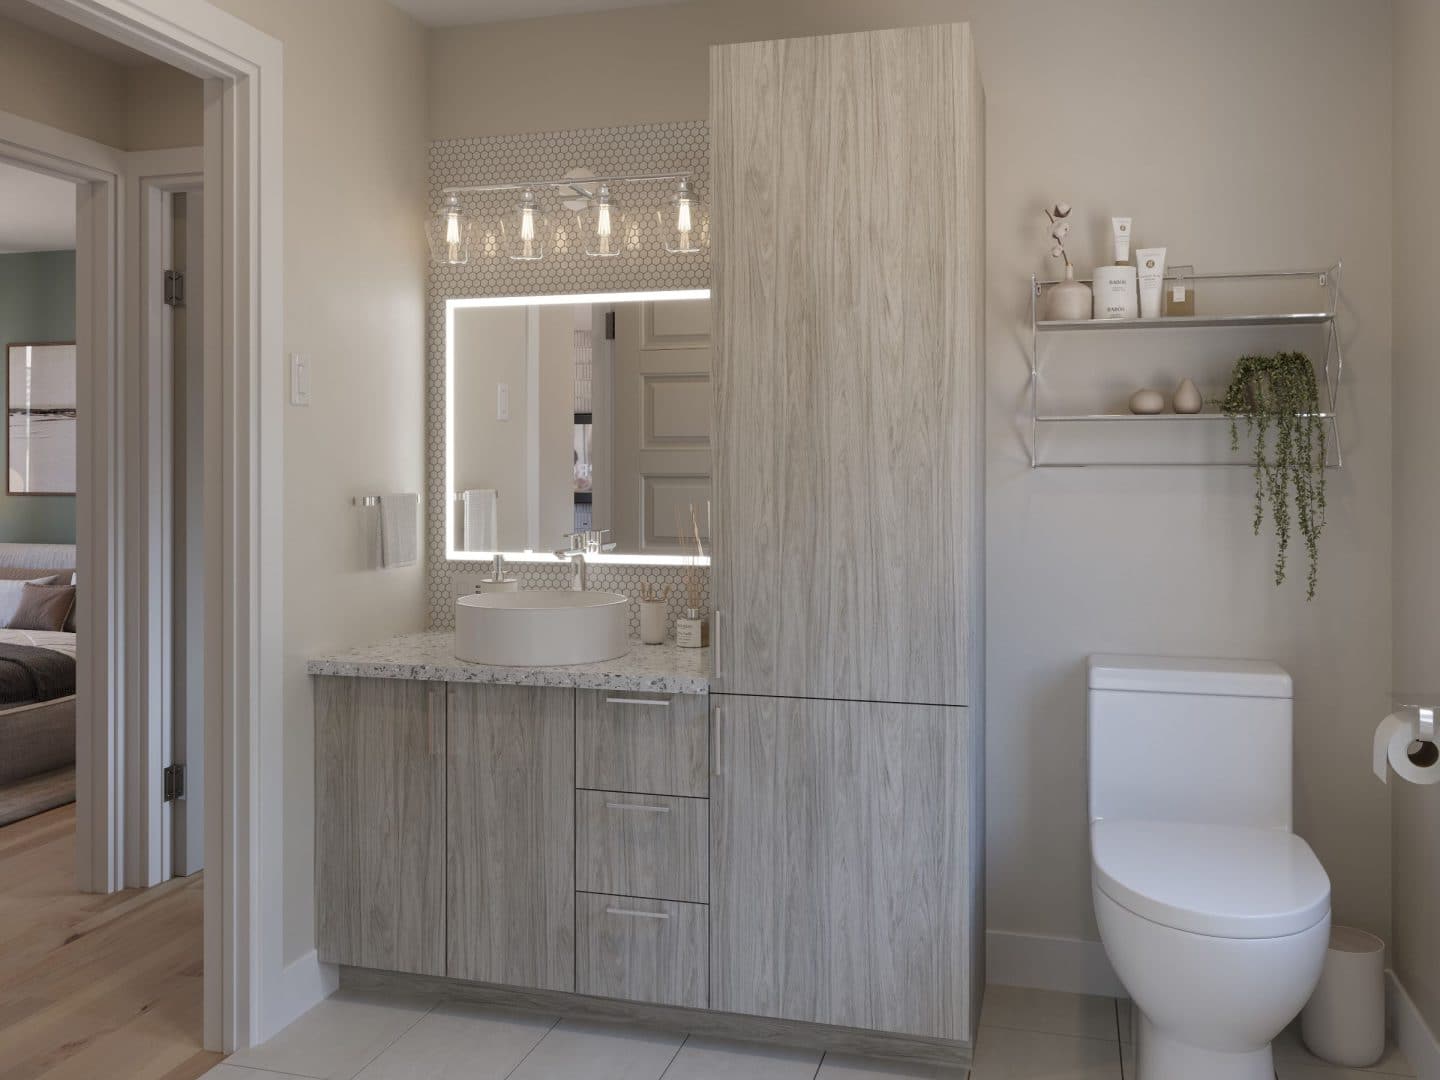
[
  {"x1": 604, "y1": 695, "x2": 671, "y2": 708},
  {"x1": 605, "y1": 801, "x2": 671, "y2": 814},
  {"x1": 605, "y1": 907, "x2": 670, "y2": 921}
]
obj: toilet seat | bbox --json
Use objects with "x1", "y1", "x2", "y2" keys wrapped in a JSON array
[{"x1": 1091, "y1": 819, "x2": 1330, "y2": 939}]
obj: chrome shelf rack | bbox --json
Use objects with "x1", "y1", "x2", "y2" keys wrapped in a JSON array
[{"x1": 1028, "y1": 264, "x2": 1344, "y2": 469}]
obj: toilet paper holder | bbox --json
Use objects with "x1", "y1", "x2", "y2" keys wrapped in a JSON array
[{"x1": 1391, "y1": 700, "x2": 1437, "y2": 743}]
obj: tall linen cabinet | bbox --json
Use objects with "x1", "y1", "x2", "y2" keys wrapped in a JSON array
[{"x1": 709, "y1": 23, "x2": 985, "y2": 1046}]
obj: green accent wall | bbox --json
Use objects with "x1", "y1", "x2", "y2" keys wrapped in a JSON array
[{"x1": 0, "y1": 251, "x2": 77, "y2": 544}]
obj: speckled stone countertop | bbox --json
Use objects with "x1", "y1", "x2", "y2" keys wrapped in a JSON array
[{"x1": 306, "y1": 631, "x2": 711, "y2": 695}]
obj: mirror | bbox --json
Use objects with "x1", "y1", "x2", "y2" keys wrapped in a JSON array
[{"x1": 447, "y1": 291, "x2": 712, "y2": 562}]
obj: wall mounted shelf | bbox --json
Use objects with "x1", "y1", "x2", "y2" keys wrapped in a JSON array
[{"x1": 1028, "y1": 264, "x2": 1344, "y2": 469}]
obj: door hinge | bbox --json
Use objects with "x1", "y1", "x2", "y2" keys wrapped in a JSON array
[
  {"x1": 163, "y1": 763, "x2": 186, "y2": 802},
  {"x1": 164, "y1": 270, "x2": 185, "y2": 308}
]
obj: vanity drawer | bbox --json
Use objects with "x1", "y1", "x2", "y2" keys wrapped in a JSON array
[
  {"x1": 576, "y1": 789, "x2": 708, "y2": 903},
  {"x1": 576, "y1": 892, "x2": 708, "y2": 1009},
  {"x1": 576, "y1": 689, "x2": 708, "y2": 797}
]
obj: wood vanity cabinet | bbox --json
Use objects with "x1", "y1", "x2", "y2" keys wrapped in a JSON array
[
  {"x1": 446, "y1": 682, "x2": 575, "y2": 991},
  {"x1": 709, "y1": 23, "x2": 984, "y2": 709},
  {"x1": 709, "y1": 695, "x2": 976, "y2": 1041},
  {"x1": 315, "y1": 676, "x2": 446, "y2": 976}
]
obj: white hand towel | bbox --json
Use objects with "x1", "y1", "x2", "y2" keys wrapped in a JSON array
[
  {"x1": 462, "y1": 489, "x2": 499, "y2": 550},
  {"x1": 379, "y1": 493, "x2": 419, "y2": 568}
]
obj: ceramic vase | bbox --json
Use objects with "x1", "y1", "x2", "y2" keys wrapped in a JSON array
[
  {"x1": 1047, "y1": 265, "x2": 1093, "y2": 321},
  {"x1": 1173, "y1": 378, "x2": 1203, "y2": 414}
]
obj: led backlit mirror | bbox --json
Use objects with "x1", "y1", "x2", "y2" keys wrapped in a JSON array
[{"x1": 446, "y1": 290, "x2": 712, "y2": 564}]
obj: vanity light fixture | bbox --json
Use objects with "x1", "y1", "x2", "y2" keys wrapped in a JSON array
[
  {"x1": 426, "y1": 191, "x2": 477, "y2": 265},
  {"x1": 500, "y1": 188, "x2": 551, "y2": 262},
  {"x1": 659, "y1": 178, "x2": 707, "y2": 255},
  {"x1": 429, "y1": 171, "x2": 700, "y2": 264},
  {"x1": 578, "y1": 184, "x2": 628, "y2": 258}
]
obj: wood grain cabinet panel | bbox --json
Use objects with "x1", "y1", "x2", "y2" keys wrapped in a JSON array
[
  {"x1": 315, "y1": 676, "x2": 446, "y2": 976},
  {"x1": 576, "y1": 690, "x2": 708, "y2": 797},
  {"x1": 576, "y1": 789, "x2": 709, "y2": 903},
  {"x1": 709, "y1": 694, "x2": 975, "y2": 1041},
  {"x1": 709, "y1": 24, "x2": 985, "y2": 707},
  {"x1": 576, "y1": 892, "x2": 708, "y2": 1009},
  {"x1": 446, "y1": 683, "x2": 575, "y2": 991}
]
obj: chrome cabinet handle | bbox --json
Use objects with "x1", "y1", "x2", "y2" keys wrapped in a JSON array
[
  {"x1": 605, "y1": 801, "x2": 671, "y2": 814},
  {"x1": 605, "y1": 907, "x2": 670, "y2": 921},
  {"x1": 712, "y1": 706, "x2": 722, "y2": 778},
  {"x1": 604, "y1": 695, "x2": 670, "y2": 708},
  {"x1": 711, "y1": 609, "x2": 723, "y2": 685}
]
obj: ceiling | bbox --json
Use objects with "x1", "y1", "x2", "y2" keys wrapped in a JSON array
[
  {"x1": 0, "y1": 162, "x2": 76, "y2": 254},
  {"x1": 0, "y1": 0, "x2": 159, "y2": 66},
  {"x1": 389, "y1": 0, "x2": 694, "y2": 27}
]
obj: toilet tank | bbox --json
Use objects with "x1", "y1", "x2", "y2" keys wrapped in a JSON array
[{"x1": 1088, "y1": 654, "x2": 1294, "y2": 830}]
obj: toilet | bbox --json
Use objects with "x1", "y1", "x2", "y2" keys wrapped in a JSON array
[{"x1": 1088, "y1": 655, "x2": 1332, "y2": 1080}]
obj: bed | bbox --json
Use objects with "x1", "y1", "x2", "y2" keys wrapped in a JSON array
[{"x1": 0, "y1": 544, "x2": 77, "y2": 825}]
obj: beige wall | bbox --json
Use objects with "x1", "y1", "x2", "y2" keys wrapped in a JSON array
[
  {"x1": 206, "y1": 0, "x2": 430, "y2": 965},
  {"x1": 430, "y1": 0, "x2": 1396, "y2": 952},
  {"x1": 1391, "y1": 0, "x2": 1440, "y2": 1034},
  {"x1": 0, "y1": 12, "x2": 201, "y2": 150}
]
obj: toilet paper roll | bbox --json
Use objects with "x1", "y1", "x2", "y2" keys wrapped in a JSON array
[{"x1": 1373, "y1": 711, "x2": 1440, "y2": 785}]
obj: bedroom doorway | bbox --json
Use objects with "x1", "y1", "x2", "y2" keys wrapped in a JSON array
[{"x1": 0, "y1": 158, "x2": 81, "y2": 832}]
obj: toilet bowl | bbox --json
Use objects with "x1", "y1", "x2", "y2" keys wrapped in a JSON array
[{"x1": 1087, "y1": 655, "x2": 1332, "y2": 1080}]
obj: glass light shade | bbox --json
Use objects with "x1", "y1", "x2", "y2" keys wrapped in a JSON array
[
  {"x1": 426, "y1": 193, "x2": 477, "y2": 265},
  {"x1": 660, "y1": 179, "x2": 708, "y2": 254},
  {"x1": 577, "y1": 185, "x2": 632, "y2": 258},
  {"x1": 499, "y1": 189, "x2": 552, "y2": 262}
]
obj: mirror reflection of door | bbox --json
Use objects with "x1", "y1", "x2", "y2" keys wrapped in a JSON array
[{"x1": 450, "y1": 294, "x2": 711, "y2": 558}]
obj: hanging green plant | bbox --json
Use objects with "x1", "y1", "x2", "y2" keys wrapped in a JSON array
[{"x1": 1218, "y1": 351, "x2": 1327, "y2": 599}]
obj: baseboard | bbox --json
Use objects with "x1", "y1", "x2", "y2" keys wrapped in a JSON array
[
  {"x1": 1388, "y1": 970, "x2": 1440, "y2": 1080},
  {"x1": 258, "y1": 949, "x2": 339, "y2": 1044},
  {"x1": 340, "y1": 966, "x2": 973, "y2": 1069},
  {"x1": 986, "y1": 930, "x2": 1126, "y2": 999}
]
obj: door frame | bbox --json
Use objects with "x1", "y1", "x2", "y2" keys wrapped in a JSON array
[
  {"x1": 29, "y1": 0, "x2": 290, "y2": 1053},
  {"x1": 126, "y1": 156, "x2": 203, "y2": 888}
]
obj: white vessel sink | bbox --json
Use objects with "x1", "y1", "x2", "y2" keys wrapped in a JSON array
[{"x1": 455, "y1": 590, "x2": 630, "y2": 667}]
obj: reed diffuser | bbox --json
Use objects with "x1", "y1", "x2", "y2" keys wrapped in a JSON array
[{"x1": 674, "y1": 503, "x2": 709, "y2": 648}]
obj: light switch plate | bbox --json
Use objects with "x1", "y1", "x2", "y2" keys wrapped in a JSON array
[
  {"x1": 497, "y1": 382, "x2": 509, "y2": 421},
  {"x1": 290, "y1": 353, "x2": 311, "y2": 406}
]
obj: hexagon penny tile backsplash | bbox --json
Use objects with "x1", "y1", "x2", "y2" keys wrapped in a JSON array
[{"x1": 427, "y1": 121, "x2": 711, "y2": 635}]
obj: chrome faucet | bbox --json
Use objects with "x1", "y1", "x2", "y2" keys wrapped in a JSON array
[{"x1": 554, "y1": 547, "x2": 587, "y2": 591}]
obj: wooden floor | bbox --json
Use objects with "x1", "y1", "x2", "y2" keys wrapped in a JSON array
[{"x1": 0, "y1": 804, "x2": 219, "y2": 1080}]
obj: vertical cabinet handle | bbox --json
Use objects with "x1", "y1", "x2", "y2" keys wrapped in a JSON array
[
  {"x1": 711, "y1": 609, "x2": 723, "y2": 686},
  {"x1": 712, "y1": 706, "x2": 722, "y2": 777}
]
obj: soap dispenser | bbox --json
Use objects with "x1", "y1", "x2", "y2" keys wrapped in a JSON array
[{"x1": 478, "y1": 553, "x2": 519, "y2": 593}]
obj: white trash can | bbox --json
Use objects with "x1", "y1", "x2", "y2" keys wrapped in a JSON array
[{"x1": 1301, "y1": 926, "x2": 1386, "y2": 1067}]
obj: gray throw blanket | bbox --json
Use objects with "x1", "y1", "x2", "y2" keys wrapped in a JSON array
[{"x1": 0, "y1": 643, "x2": 75, "y2": 706}]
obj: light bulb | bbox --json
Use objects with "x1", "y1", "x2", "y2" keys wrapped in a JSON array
[
  {"x1": 503, "y1": 189, "x2": 549, "y2": 261},
  {"x1": 676, "y1": 197, "x2": 692, "y2": 237},
  {"x1": 444, "y1": 209, "x2": 461, "y2": 262}
]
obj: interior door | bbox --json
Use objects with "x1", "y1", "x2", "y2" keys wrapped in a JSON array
[{"x1": 610, "y1": 300, "x2": 712, "y2": 552}]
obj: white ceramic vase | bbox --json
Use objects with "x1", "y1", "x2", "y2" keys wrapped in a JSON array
[
  {"x1": 1173, "y1": 378, "x2": 1203, "y2": 414},
  {"x1": 1047, "y1": 264, "x2": 1093, "y2": 321}
]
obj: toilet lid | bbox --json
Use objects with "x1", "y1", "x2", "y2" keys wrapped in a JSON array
[{"x1": 1091, "y1": 819, "x2": 1330, "y2": 939}]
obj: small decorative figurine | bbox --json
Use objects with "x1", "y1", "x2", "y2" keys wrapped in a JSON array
[{"x1": 1044, "y1": 202, "x2": 1092, "y2": 321}]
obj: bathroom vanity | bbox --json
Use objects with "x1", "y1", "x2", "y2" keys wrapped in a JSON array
[{"x1": 314, "y1": 20, "x2": 984, "y2": 1068}]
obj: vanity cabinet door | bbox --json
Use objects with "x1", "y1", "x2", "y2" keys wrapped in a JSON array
[
  {"x1": 710, "y1": 24, "x2": 984, "y2": 707},
  {"x1": 709, "y1": 694, "x2": 977, "y2": 1041},
  {"x1": 315, "y1": 676, "x2": 446, "y2": 976},
  {"x1": 446, "y1": 683, "x2": 575, "y2": 991}
]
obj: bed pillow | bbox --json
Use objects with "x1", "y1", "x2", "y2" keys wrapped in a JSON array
[
  {"x1": 65, "y1": 571, "x2": 77, "y2": 633},
  {"x1": 0, "y1": 576, "x2": 59, "y2": 627},
  {"x1": 10, "y1": 583, "x2": 76, "y2": 633}
]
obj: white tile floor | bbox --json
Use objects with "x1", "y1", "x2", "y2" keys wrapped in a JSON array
[{"x1": 204, "y1": 985, "x2": 1417, "y2": 1080}]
